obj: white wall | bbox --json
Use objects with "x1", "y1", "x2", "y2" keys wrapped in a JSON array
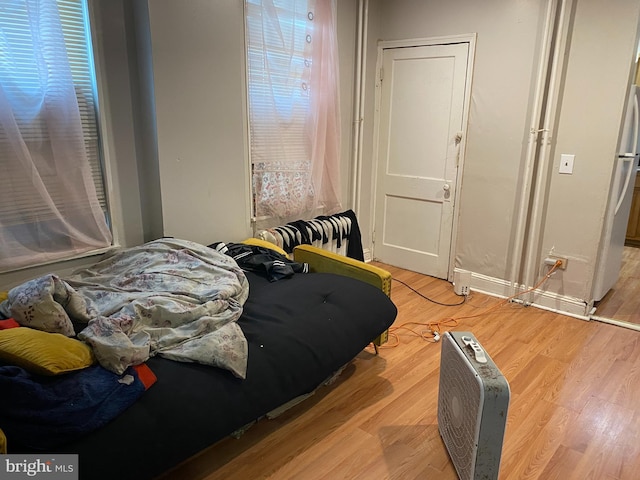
[
  {"x1": 540, "y1": 0, "x2": 640, "y2": 302},
  {"x1": 337, "y1": 1, "x2": 358, "y2": 209},
  {"x1": 359, "y1": 0, "x2": 640, "y2": 312},
  {"x1": 147, "y1": 0, "x2": 251, "y2": 246},
  {"x1": 130, "y1": 0, "x2": 164, "y2": 242},
  {"x1": 361, "y1": 0, "x2": 546, "y2": 279},
  {"x1": 92, "y1": 0, "x2": 146, "y2": 249}
]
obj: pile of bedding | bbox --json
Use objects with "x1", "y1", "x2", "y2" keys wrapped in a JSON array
[
  {"x1": 0, "y1": 238, "x2": 250, "y2": 449},
  {"x1": 1, "y1": 238, "x2": 250, "y2": 378}
]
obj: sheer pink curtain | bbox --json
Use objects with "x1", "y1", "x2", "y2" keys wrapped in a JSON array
[
  {"x1": 308, "y1": 0, "x2": 342, "y2": 216},
  {"x1": 0, "y1": 0, "x2": 112, "y2": 271},
  {"x1": 248, "y1": 0, "x2": 342, "y2": 228}
]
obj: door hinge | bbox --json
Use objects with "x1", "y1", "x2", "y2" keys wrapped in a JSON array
[{"x1": 379, "y1": 67, "x2": 384, "y2": 83}]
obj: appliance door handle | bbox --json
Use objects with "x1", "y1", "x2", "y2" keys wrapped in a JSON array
[
  {"x1": 615, "y1": 91, "x2": 640, "y2": 215},
  {"x1": 614, "y1": 154, "x2": 637, "y2": 215},
  {"x1": 633, "y1": 91, "x2": 639, "y2": 155}
]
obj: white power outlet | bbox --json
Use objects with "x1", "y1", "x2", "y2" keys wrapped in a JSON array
[
  {"x1": 453, "y1": 269, "x2": 471, "y2": 296},
  {"x1": 544, "y1": 255, "x2": 568, "y2": 270}
]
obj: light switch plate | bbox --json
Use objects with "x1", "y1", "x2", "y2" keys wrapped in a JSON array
[{"x1": 559, "y1": 154, "x2": 574, "y2": 174}]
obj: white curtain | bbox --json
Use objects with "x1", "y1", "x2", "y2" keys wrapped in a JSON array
[
  {"x1": 0, "y1": 0, "x2": 112, "y2": 272},
  {"x1": 247, "y1": 0, "x2": 342, "y2": 228}
]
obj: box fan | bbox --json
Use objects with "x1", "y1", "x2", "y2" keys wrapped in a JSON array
[{"x1": 437, "y1": 331, "x2": 510, "y2": 480}]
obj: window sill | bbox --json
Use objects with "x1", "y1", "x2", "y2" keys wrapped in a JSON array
[{"x1": 0, "y1": 245, "x2": 119, "y2": 291}]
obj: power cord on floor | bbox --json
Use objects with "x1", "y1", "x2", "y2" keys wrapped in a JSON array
[
  {"x1": 373, "y1": 260, "x2": 563, "y2": 349},
  {"x1": 392, "y1": 277, "x2": 467, "y2": 307}
]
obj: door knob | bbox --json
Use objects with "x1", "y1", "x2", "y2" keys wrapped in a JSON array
[{"x1": 443, "y1": 184, "x2": 450, "y2": 191}]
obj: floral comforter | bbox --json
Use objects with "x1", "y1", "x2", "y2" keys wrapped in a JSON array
[{"x1": 1, "y1": 238, "x2": 250, "y2": 378}]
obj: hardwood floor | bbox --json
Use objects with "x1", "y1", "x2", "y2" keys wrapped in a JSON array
[
  {"x1": 594, "y1": 245, "x2": 640, "y2": 326},
  {"x1": 160, "y1": 263, "x2": 640, "y2": 480}
]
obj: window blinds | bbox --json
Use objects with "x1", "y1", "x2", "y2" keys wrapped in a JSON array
[
  {"x1": 245, "y1": 0, "x2": 311, "y2": 164},
  {"x1": 0, "y1": 0, "x2": 106, "y2": 224},
  {"x1": 59, "y1": 0, "x2": 106, "y2": 213},
  {"x1": 0, "y1": 0, "x2": 112, "y2": 271}
]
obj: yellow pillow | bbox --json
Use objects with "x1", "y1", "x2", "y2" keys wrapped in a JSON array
[
  {"x1": 0, "y1": 291, "x2": 7, "y2": 303},
  {"x1": 241, "y1": 238, "x2": 288, "y2": 256},
  {"x1": 0, "y1": 327, "x2": 95, "y2": 376}
]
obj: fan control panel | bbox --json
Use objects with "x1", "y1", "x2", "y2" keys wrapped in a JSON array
[{"x1": 461, "y1": 335, "x2": 487, "y2": 363}]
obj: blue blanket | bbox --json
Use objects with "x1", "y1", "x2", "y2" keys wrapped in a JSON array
[{"x1": 0, "y1": 364, "x2": 146, "y2": 450}]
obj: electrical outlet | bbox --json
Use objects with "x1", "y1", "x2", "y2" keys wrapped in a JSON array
[{"x1": 544, "y1": 255, "x2": 568, "y2": 270}]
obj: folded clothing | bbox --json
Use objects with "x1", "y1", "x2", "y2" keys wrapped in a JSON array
[
  {"x1": 210, "y1": 242, "x2": 308, "y2": 281},
  {"x1": 0, "y1": 363, "x2": 155, "y2": 450}
]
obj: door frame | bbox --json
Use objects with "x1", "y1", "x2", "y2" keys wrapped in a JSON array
[{"x1": 370, "y1": 34, "x2": 476, "y2": 282}]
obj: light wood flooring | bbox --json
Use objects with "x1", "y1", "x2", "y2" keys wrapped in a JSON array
[
  {"x1": 160, "y1": 263, "x2": 640, "y2": 480},
  {"x1": 594, "y1": 245, "x2": 640, "y2": 326}
]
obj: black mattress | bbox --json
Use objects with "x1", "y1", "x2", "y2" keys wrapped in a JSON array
[{"x1": 36, "y1": 271, "x2": 396, "y2": 479}]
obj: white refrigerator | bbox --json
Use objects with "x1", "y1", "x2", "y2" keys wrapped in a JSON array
[{"x1": 593, "y1": 85, "x2": 640, "y2": 302}]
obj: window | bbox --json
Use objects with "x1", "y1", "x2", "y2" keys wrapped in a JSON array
[
  {"x1": 245, "y1": 0, "x2": 342, "y2": 228},
  {"x1": 0, "y1": 0, "x2": 111, "y2": 272}
]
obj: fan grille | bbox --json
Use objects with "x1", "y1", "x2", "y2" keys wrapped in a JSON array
[{"x1": 438, "y1": 335, "x2": 483, "y2": 480}]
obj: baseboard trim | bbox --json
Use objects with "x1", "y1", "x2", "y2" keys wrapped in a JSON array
[
  {"x1": 467, "y1": 270, "x2": 591, "y2": 320},
  {"x1": 590, "y1": 314, "x2": 640, "y2": 331}
]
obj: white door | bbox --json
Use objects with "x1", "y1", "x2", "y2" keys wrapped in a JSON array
[{"x1": 373, "y1": 42, "x2": 469, "y2": 279}]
